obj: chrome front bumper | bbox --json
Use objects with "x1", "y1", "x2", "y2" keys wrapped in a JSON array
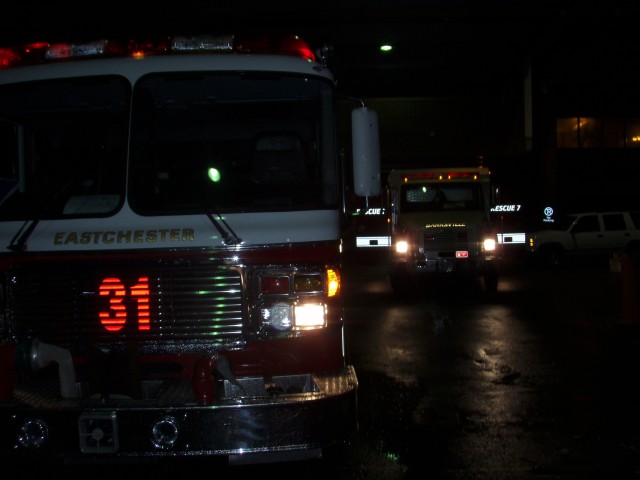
[{"x1": 1, "y1": 366, "x2": 358, "y2": 465}]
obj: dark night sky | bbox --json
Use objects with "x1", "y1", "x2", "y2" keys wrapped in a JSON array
[{"x1": 4, "y1": 2, "x2": 640, "y2": 97}]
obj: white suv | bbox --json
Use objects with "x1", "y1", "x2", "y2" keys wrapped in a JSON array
[{"x1": 528, "y1": 211, "x2": 640, "y2": 266}]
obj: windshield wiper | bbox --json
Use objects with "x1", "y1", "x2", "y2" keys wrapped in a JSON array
[
  {"x1": 7, "y1": 219, "x2": 39, "y2": 252},
  {"x1": 206, "y1": 212, "x2": 242, "y2": 246},
  {"x1": 6, "y1": 167, "x2": 85, "y2": 252}
]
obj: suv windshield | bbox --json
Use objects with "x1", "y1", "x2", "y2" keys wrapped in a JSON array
[{"x1": 556, "y1": 215, "x2": 578, "y2": 231}]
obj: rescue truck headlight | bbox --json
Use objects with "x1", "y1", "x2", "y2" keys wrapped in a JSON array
[
  {"x1": 483, "y1": 238, "x2": 497, "y2": 252},
  {"x1": 395, "y1": 240, "x2": 409, "y2": 254}
]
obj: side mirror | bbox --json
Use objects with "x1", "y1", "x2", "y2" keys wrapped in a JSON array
[{"x1": 351, "y1": 106, "x2": 381, "y2": 197}]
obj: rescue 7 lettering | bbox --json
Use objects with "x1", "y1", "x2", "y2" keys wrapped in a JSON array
[
  {"x1": 53, "y1": 228, "x2": 195, "y2": 245},
  {"x1": 490, "y1": 205, "x2": 521, "y2": 212}
]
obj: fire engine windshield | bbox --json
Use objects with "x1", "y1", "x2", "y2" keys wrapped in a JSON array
[
  {"x1": 0, "y1": 71, "x2": 337, "y2": 220},
  {"x1": 401, "y1": 182, "x2": 484, "y2": 212},
  {"x1": 128, "y1": 72, "x2": 338, "y2": 214},
  {"x1": 0, "y1": 76, "x2": 129, "y2": 220}
]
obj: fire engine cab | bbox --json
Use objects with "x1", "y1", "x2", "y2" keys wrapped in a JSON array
[
  {"x1": 0, "y1": 33, "x2": 381, "y2": 465},
  {"x1": 387, "y1": 166, "x2": 502, "y2": 295}
]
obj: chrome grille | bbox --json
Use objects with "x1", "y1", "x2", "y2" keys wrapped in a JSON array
[{"x1": 9, "y1": 260, "x2": 244, "y2": 355}]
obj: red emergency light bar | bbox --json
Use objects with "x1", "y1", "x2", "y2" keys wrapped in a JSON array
[
  {"x1": 0, "y1": 33, "x2": 316, "y2": 70},
  {"x1": 402, "y1": 171, "x2": 480, "y2": 182}
]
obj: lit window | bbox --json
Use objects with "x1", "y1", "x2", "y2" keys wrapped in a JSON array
[
  {"x1": 626, "y1": 118, "x2": 640, "y2": 148},
  {"x1": 556, "y1": 118, "x2": 579, "y2": 148}
]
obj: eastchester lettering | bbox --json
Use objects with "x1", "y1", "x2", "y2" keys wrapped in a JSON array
[{"x1": 53, "y1": 228, "x2": 195, "y2": 245}]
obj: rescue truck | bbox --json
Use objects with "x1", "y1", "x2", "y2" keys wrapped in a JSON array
[
  {"x1": 387, "y1": 166, "x2": 501, "y2": 294},
  {"x1": 0, "y1": 33, "x2": 381, "y2": 465}
]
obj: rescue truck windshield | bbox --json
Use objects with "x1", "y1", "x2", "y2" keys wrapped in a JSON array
[{"x1": 400, "y1": 182, "x2": 484, "y2": 212}]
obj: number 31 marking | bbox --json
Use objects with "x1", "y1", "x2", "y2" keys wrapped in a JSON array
[{"x1": 99, "y1": 277, "x2": 150, "y2": 331}]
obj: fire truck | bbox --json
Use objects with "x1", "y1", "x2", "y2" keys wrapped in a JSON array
[
  {"x1": 0, "y1": 34, "x2": 381, "y2": 465},
  {"x1": 387, "y1": 166, "x2": 501, "y2": 295}
]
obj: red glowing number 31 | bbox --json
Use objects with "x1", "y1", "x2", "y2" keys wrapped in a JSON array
[{"x1": 99, "y1": 277, "x2": 150, "y2": 331}]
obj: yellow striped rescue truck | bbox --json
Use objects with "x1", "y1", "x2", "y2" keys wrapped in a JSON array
[{"x1": 387, "y1": 166, "x2": 502, "y2": 295}]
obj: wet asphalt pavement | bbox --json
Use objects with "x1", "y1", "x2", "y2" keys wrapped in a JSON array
[{"x1": 337, "y1": 250, "x2": 640, "y2": 479}]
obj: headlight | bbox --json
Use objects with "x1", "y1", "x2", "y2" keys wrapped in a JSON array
[
  {"x1": 256, "y1": 269, "x2": 333, "y2": 332},
  {"x1": 294, "y1": 303, "x2": 326, "y2": 329},
  {"x1": 483, "y1": 238, "x2": 496, "y2": 251},
  {"x1": 260, "y1": 302, "x2": 326, "y2": 331},
  {"x1": 395, "y1": 240, "x2": 409, "y2": 253},
  {"x1": 261, "y1": 303, "x2": 293, "y2": 331}
]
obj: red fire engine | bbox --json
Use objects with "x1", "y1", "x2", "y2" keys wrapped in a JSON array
[{"x1": 0, "y1": 33, "x2": 380, "y2": 465}]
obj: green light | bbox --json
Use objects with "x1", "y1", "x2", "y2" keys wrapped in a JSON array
[
  {"x1": 380, "y1": 44, "x2": 393, "y2": 52},
  {"x1": 385, "y1": 451, "x2": 400, "y2": 462},
  {"x1": 208, "y1": 167, "x2": 221, "y2": 182}
]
